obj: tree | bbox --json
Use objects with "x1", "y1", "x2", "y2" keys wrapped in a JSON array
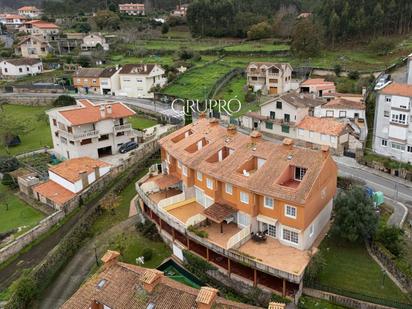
[
  {"x1": 329, "y1": 11, "x2": 340, "y2": 48},
  {"x1": 0, "y1": 156, "x2": 19, "y2": 173},
  {"x1": 75, "y1": 22, "x2": 91, "y2": 33},
  {"x1": 304, "y1": 252, "x2": 326, "y2": 283},
  {"x1": 0, "y1": 112, "x2": 32, "y2": 150},
  {"x1": 100, "y1": 193, "x2": 121, "y2": 214},
  {"x1": 291, "y1": 19, "x2": 322, "y2": 58},
  {"x1": 376, "y1": 225, "x2": 405, "y2": 257},
  {"x1": 331, "y1": 187, "x2": 378, "y2": 242},
  {"x1": 161, "y1": 22, "x2": 170, "y2": 34},
  {"x1": 333, "y1": 64, "x2": 342, "y2": 77},
  {"x1": 247, "y1": 21, "x2": 272, "y2": 40},
  {"x1": 1, "y1": 173, "x2": 16, "y2": 188},
  {"x1": 78, "y1": 55, "x2": 92, "y2": 67},
  {"x1": 93, "y1": 10, "x2": 120, "y2": 30},
  {"x1": 53, "y1": 95, "x2": 76, "y2": 107}
]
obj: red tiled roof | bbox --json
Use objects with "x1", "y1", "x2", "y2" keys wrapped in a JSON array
[
  {"x1": 57, "y1": 99, "x2": 135, "y2": 125},
  {"x1": 297, "y1": 116, "x2": 346, "y2": 136},
  {"x1": 49, "y1": 157, "x2": 110, "y2": 183},
  {"x1": 380, "y1": 83, "x2": 412, "y2": 97},
  {"x1": 19, "y1": 6, "x2": 40, "y2": 11},
  {"x1": 301, "y1": 78, "x2": 334, "y2": 86},
  {"x1": 33, "y1": 180, "x2": 75, "y2": 206},
  {"x1": 321, "y1": 98, "x2": 365, "y2": 110}
]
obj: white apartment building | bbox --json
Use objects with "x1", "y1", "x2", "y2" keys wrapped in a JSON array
[
  {"x1": 373, "y1": 83, "x2": 412, "y2": 163},
  {"x1": 47, "y1": 99, "x2": 137, "y2": 160},
  {"x1": 18, "y1": 6, "x2": 42, "y2": 18},
  {"x1": 0, "y1": 58, "x2": 43, "y2": 78},
  {"x1": 246, "y1": 62, "x2": 293, "y2": 95},
  {"x1": 118, "y1": 64, "x2": 166, "y2": 98},
  {"x1": 99, "y1": 66, "x2": 121, "y2": 95},
  {"x1": 33, "y1": 157, "x2": 110, "y2": 209}
]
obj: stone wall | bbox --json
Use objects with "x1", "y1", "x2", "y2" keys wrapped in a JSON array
[
  {"x1": 0, "y1": 94, "x2": 55, "y2": 106},
  {"x1": 0, "y1": 211, "x2": 65, "y2": 264},
  {"x1": 303, "y1": 288, "x2": 395, "y2": 309}
]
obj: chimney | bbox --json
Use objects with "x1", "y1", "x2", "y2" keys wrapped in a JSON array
[
  {"x1": 144, "y1": 64, "x2": 147, "y2": 72},
  {"x1": 282, "y1": 138, "x2": 294, "y2": 150},
  {"x1": 79, "y1": 170, "x2": 89, "y2": 188},
  {"x1": 209, "y1": 118, "x2": 219, "y2": 127},
  {"x1": 99, "y1": 105, "x2": 106, "y2": 118},
  {"x1": 227, "y1": 124, "x2": 237, "y2": 135},
  {"x1": 140, "y1": 269, "x2": 164, "y2": 293},
  {"x1": 91, "y1": 300, "x2": 104, "y2": 309},
  {"x1": 94, "y1": 165, "x2": 100, "y2": 179},
  {"x1": 250, "y1": 130, "x2": 262, "y2": 143},
  {"x1": 196, "y1": 287, "x2": 218, "y2": 309},
  {"x1": 268, "y1": 302, "x2": 286, "y2": 309},
  {"x1": 106, "y1": 104, "x2": 112, "y2": 115},
  {"x1": 101, "y1": 250, "x2": 120, "y2": 269},
  {"x1": 321, "y1": 145, "x2": 330, "y2": 158}
]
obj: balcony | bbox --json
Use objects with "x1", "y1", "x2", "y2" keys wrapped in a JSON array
[
  {"x1": 58, "y1": 129, "x2": 99, "y2": 141},
  {"x1": 114, "y1": 123, "x2": 133, "y2": 133}
]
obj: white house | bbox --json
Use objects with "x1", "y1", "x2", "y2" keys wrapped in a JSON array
[
  {"x1": 118, "y1": 64, "x2": 166, "y2": 98},
  {"x1": 18, "y1": 6, "x2": 42, "y2": 18},
  {"x1": 47, "y1": 99, "x2": 137, "y2": 160},
  {"x1": 0, "y1": 58, "x2": 43, "y2": 78},
  {"x1": 300, "y1": 78, "x2": 336, "y2": 99},
  {"x1": 99, "y1": 66, "x2": 121, "y2": 95},
  {"x1": 246, "y1": 62, "x2": 293, "y2": 95},
  {"x1": 241, "y1": 92, "x2": 323, "y2": 138},
  {"x1": 296, "y1": 116, "x2": 349, "y2": 155},
  {"x1": 373, "y1": 83, "x2": 412, "y2": 163},
  {"x1": 119, "y1": 3, "x2": 145, "y2": 15},
  {"x1": 0, "y1": 14, "x2": 28, "y2": 29},
  {"x1": 81, "y1": 33, "x2": 109, "y2": 51},
  {"x1": 19, "y1": 20, "x2": 59, "y2": 41},
  {"x1": 33, "y1": 157, "x2": 111, "y2": 209}
]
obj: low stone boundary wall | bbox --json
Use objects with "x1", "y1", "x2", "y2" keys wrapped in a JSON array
[{"x1": 0, "y1": 211, "x2": 64, "y2": 264}]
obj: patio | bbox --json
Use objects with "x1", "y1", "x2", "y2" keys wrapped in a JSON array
[
  {"x1": 148, "y1": 188, "x2": 182, "y2": 203},
  {"x1": 165, "y1": 200, "x2": 204, "y2": 224},
  {"x1": 238, "y1": 237, "x2": 311, "y2": 276},
  {"x1": 201, "y1": 222, "x2": 241, "y2": 248}
]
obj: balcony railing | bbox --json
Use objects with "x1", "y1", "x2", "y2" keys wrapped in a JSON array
[
  {"x1": 226, "y1": 225, "x2": 251, "y2": 250},
  {"x1": 158, "y1": 192, "x2": 186, "y2": 209},
  {"x1": 59, "y1": 129, "x2": 99, "y2": 141},
  {"x1": 114, "y1": 123, "x2": 132, "y2": 132}
]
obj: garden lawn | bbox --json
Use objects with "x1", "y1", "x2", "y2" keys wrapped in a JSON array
[
  {"x1": 163, "y1": 62, "x2": 235, "y2": 100},
  {"x1": 129, "y1": 115, "x2": 158, "y2": 130},
  {"x1": 214, "y1": 75, "x2": 247, "y2": 102},
  {"x1": 0, "y1": 184, "x2": 45, "y2": 235},
  {"x1": 298, "y1": 296, "x2": 347, "y2": 309},
  {"x1": 109, "y1": 231, "x2": 171, "y2": 268},
  {"x1": 224, "y1": 41, "x2": 290, "y2": 52},
  {"x1": 0, "y1": 104, "x2": 52, "y2": 156},
  {"x1": 130, "y1": 39, "x2": 229, "y2": 51},
  {"x1": 317, "y1": 235, "x2": 410, "y2": 303}
]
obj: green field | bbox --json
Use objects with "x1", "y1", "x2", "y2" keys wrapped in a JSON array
[
  {"x1": 317, "y1": 235, "x2": 410, "y2": 303},
  {"x1": 224, "y1": 41, "x2": 290, "y2": 52},
  {"x1": 0, "y1": 184, "x2": 45, "y2": 235},
  {"x1": 0, "y1": 105, "x2": 52, "y2": 156},
  {"x1": 130, "y1": 39, "x2": 230, "y2": 51},
  {"x1": 129, "y1": 115, "x2": 158, "y2": 130}
]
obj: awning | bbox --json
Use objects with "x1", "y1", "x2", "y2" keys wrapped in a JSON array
[
  {"x1": 153, "y1": 174, "x2": 180, "y2": 190},
  {"x1": 203, "y1": 202, "x2": 236, "y2": 224},
  {"x1": 256, "y1": 214, "x2": 278, "y2": 226}
]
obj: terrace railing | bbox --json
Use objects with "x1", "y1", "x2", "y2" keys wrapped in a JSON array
[
  {"x1": 59, "y1": 129, "x2": 100, "y2": 141},
  {"x1": 226, "y1": 225, "x2": 251, "y2": 250},
  {"x1": 114, "y1": 123, "x2": 132, "y2": 132},
  {"x1": 158, "y1": 192, "x2": 186, "y2": 209},
  {"x1": 185, "y1": 213, "x2": 206, "y2": 227}
]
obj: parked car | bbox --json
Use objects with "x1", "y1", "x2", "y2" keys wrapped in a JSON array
[
  {"x1": 119, "y1": 141, "x2": 138, "y2": 153},
  {"x1": 375, "y1": 74, "x2": 391, "y2": 89}
]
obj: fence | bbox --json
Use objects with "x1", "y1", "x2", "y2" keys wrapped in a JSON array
[
  {"x1": 207, "y1": 67, "x2": 244, "y2": 100},
  {"x1": 304, "y1": 282, "x2": 412, "y2": 309}
]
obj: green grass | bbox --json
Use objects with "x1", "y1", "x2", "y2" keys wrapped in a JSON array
[
  {"x1": 224, "y1": 41, "x2": 290, "y2": 52},
  {"x1": 109, "y1": 231, "x2": 171, "y2": 268},
  {"x1": 0, "y1": 104, "x2": 52, "y2": 156},
  {"x1": 109, "y1": 54, "x2": 176, "y2": 66},
  {"x1": 130, "y1": 39, "x2": 230, "y2": 51},
  {"x1": 0, "y1": 184, "x2": 45, "y2": 235},
  {"x1": 317, "y1": 235, "x2": 410, "y2": 303},
  {"x1": 214, "y1": 75, "x2": 247, "y2": 102},
  {"x1": 299, "y1": 296, "x2": 348, "y2": 309},
  {"x1": 129, "y1": 115, "x2": 158, "y2": 130}
]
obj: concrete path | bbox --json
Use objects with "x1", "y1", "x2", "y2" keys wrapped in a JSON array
[
  {"x1": 129, "y1": 195, "x2": 139, "y2": 217},
  {"x1": 36, "y1": 217, "x2": 137, "y2": 309}
]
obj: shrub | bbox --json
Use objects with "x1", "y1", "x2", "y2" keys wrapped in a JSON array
[
  {"x1": 161, "y1": 22, "x2": 170, "y2": 34},
  {"x1": 348, "y1": 70, "x2": 360, "y2": 80},
  {"x1": 177, "y1": 48, "x2": 194, "y2": 60},
  {"x1": 376, "y1": 225, "x2": 405, "y2": 257},
  {"x1": 333, "y1": 64, "x2": 342, "y2": 77},
  {"x1": 1, "y1": 173, "x2": 16, "y2": 187},
  {"x1": 304, "y1": 252, "x2": 326, "y2": 283},
  {"x1": 188, "y1": 225, "x2": 208, "y2": 238},
  {"x1": 0, "y1": 156, "x2": 19, "y2": 173},
  {"x1": 142, "y1": 248, "x2": 153, "y2": 261},
  {"x1": 53, "y1": 95, "x2": 76, "y2": 107},
  {"x1": 368, "y1": 37, "x2": 396, "y2": 56},
  {"x1": 245, "y1": 91, "x2": 256, "y2": 103},
  {"x1": 135, "y1": 221, "x2": 161, "y2": 241},
  {"x1": 247, "y1": 21, "x2": 272, "y2": 40}
]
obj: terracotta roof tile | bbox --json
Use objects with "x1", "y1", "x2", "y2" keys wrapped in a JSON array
[
  {"x1": 33, "y1": 180, "x2": 75, "y2": 205},
  {"x1": 119, "y1": 64, "x2": 155, "y2": 75},
  {"x1": 300, "y1": 78, "x2": 334, "y2": 86},
  {"x1": 160, "y1": 118, "x2": 337, "y2": 204},
  {"x1": 263, "y1": 92, "x2": 324, "y2": 109},
  {"x1": 380, "y1": 82, "x2": 412, "y2": 97},
  {"x1": 297, "y1": 116, "x2": 346, "y2": 136},
  {"x1": 55, "y1": 99, "x2": 135, "y2": 125},
  {"x1": 73, "y1": 67, "x2": 105, "y2": 78},
  {"x1": 321, "y1": 97, "x2": 365, "y2": 110},
  {"x1": 4, "y1": 58, "x2": 42, "y2": 66},
  {"x1": 60, "y1": 261, "x2": 262, "y2": 309},
  {"x1": 49, "y1": 157, "x2": 110, "y2": 183}
]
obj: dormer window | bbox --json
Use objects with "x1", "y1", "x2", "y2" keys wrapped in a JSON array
[
  {"x1": 237, "y1": 156, "x2": 266, "y2": 177},
  {"x1": 294, "y1": 167, "x2": 307, "y2": 181},
  {"x1": 276, "y1": 165, "x2": 307, "y2": 189},
  {"x1": 185, "y1": 138, "x2": 208, "y2": 153},
  {"x1": 171, "y1": 129, "x2": 193, "y2": 143},
  {"x1": 206, "y1": 146, "x2": 234, "y2": 163}
]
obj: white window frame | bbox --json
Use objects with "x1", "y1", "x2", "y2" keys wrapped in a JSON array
[
  {"x1": 177, "y1": 160, "x2": 182, "y2": 169},
  {"x1": 282, "y1": 228, "x2": 299, "y2": 244},
  {"x1": 264, "y1": 196, "x2": 273, "y2": 209},
  {"x1": 285, "y1": 205, "x2": 297, "y2": 219},
  {"x1": 206, "y1": 178, "x2": 213, "y2": 189},
  {"x1": 309, "y1": 224, "x2": 314, "y2": 238},
  {"x1": 225, "y1": 183, "x2": 233, "y2": 195},
  {"x1": 166, "y1": 153, "x2": 170, "y2": 163},
  {"x1": 240, "y1": 191, "x2": 249, "y2": 204},
  {"x1": 197, "y1": 171, "x2": 203, "y2": 181},
  {"x1": 182, "y1": 165, "x2": 188, "y2": 176}
]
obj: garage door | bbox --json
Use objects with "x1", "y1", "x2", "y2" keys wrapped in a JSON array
[{"x1": 269, "y1": 87, "x2": 278, "y2": 94}]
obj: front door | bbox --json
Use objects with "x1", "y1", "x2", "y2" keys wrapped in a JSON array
[{"x1": 269, "y1": 87, "x2": 278, "y2": 94}]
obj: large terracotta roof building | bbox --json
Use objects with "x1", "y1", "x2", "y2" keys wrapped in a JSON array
[
  {"x1": 46, "y1": 99, "x2": 137, "y2": 160},
  {"x1": 135, "y1": 116, "x2": 337, "y2": 299},
  {"x1": 61, "y1": 250, "x2": 265, "y2": 309}
]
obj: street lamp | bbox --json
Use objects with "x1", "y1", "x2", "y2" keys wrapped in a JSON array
[{"x1": 391, "y1": 153, "x2": 402, "y2": 201}]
